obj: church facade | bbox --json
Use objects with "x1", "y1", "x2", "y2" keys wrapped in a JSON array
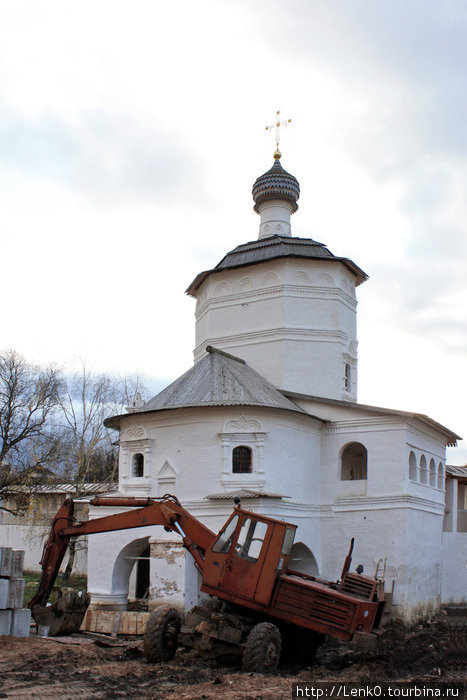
[{"x1": 87, "y1": 151, "x2": 464, "y2": 621}]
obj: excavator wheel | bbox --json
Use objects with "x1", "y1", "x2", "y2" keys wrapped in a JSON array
[
  {"x1": 144, "y1": 607, "x2": 182, "y2": 663},
  {"x1": 242, "y1": 622, "x2": 281, "y2": 673}
]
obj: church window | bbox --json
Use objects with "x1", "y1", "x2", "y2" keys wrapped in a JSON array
[
  {"x1": 437, "y1": 462, "x2": 444, "y2": 490},
  {"x1": 344, "y1": 363, "x2": 351, "y2": 391},
  {"x1": 429, "y1": 458, "x2": 436, "y2": 487},
  {"x1": 132, "y1": 453, "x2": 144, "y2": 477},
  {"x1": 409, "y1": 451, "x2": 417, "y2": 481},
  {"x1": 419, "y1": 455, "x2": 427, "y2": 484},
  {"x1": 232, "y1": 446, "x2": 252, "y2": 474},
  {"x1": 341, "y1": 442, "x2": 367, "y2": 480}
]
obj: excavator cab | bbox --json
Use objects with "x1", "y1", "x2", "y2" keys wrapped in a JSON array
[{"x1": 202, "y1": 507, "x2": 297, "y2": 606}]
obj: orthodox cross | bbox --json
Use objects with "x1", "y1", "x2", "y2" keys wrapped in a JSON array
[{"x1": 265, "y1": 110, "x2": 292, "y2": 157}]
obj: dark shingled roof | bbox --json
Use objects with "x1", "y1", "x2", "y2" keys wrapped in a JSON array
[
  {"x1": 252, "y1": 158, "x2": 300, "y2": 213},
  {"x1": 186, "y1": 235, "x2": 368, "y2": 296}
]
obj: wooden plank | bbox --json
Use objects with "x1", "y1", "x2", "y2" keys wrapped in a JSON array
[
  {"x1": 111, "y1": 612, "x2": 121, "y2": 637},
  {"x1": 80, "y1": 610, "x2": 151, "y2": 636}
]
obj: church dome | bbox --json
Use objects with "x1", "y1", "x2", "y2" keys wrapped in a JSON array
[{"x1": 252, "y1": 154, "x2": 300, "y2": 214}]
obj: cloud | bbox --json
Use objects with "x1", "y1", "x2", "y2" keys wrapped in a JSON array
[{"x1": 0, "y1": 106, "x2": 206, "y2": 206}]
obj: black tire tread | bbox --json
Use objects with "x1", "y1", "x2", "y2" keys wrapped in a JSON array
[
  {"x1": 242, "y1": 622, "x2": 281, "y2": 673},
  {"x1": 143, "y1": 607, "x2": 182, "y2": 663}
]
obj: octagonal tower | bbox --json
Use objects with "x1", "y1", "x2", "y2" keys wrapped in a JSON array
[{"x1": 186, "y1": 154, "x2": 367, "y2": 402}]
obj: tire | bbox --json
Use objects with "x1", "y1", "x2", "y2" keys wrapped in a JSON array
[
  {"x1": 242, "y1": 622, "x2": 281, "y2": 673},
  {"x1": 144, "y1": 607, "x2": 182, "y2": 663}
]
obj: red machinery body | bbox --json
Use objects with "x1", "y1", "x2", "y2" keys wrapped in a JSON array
[{"x1": 29, "y1": 494, "x2": 385, "y2": 644}]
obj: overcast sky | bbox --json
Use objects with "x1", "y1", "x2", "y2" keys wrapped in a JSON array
[{"x1": 1, "y1": 0, "x2": 466, "y2": 463}]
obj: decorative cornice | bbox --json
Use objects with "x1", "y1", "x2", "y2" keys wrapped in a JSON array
[
  {"x1": 332, "y1": 494, "x2": 446, "y2": 515},
  {"x1": 196, "y1": 284, "x2": 357, "y2": 320},
  {"x1": 181, "y1": 499, "x2": 331, "y2": 518},
  {"x1": 406, "y1": 442, "x2": 446, "y2": 464},
  {"x1": 327, "y1": 418, "x2": 406, "y2": 434},
  {"x1": 194, "y1": 328, "x2": 351, "y2": 361},
  {"x1": 406, "y1": 420, "x2": 453, "y2": 451}
]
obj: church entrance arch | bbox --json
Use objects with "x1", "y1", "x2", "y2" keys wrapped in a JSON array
[
  {"x1": 111, "y1": 536, "x2": 150, "y2": 606},
  {"x1": 289, "y1": 542, "x2": 319, "y2": 576}
]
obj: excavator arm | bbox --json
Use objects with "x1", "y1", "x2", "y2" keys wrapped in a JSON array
[{"x1": 28, "y1": 494, "x2": 215, "y2": 632}]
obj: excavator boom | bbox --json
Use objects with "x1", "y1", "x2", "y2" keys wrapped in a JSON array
[{"x1": 28, "y1": 494, "x2": 215, "y2": 615}]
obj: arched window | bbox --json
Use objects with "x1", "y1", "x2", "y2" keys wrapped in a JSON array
[
  {"x1": 409, "y1": 451, "x2": 417, "y2": 481},
  {"x1": 437, "y1": 462, "x2": 444, "y2": 490},
  {"x1": 341, "y1": 442, "x2": 367, "y2": 481},
  {"x1": 420, "y1": 455, "x2": 427, "y2": 484},
  {"x1": 132, "y1": 453, "x2": 144, "y2": 477},
  {"x1": 429, "y1": 458, "x2": 436, "y2": 487},
  {"x1": 232, "y1": 446, "x2": 252, "y2": 474}
]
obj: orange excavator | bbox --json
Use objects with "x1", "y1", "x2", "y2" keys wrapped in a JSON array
[{"x1": 29, "y1": 494, "x2": 385, "y2": 672}]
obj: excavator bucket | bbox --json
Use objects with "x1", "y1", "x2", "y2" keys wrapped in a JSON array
[{"x1": 31, "y1": 588, "x2": 90, "y2": 636}]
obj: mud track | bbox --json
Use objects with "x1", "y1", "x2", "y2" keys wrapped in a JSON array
[{"x1": 0, "y1": 615, "x2": 465, "y2": 699}]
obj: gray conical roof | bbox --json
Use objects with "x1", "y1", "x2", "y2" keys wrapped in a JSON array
[
  {"x1": 104, "y1": 348, "x2": 307, "y2": 429},
  {"x1": 142, "y1": 347, "x2": 306, "y2": 414},
  {"x1": 252, "y1": 157, "x2": 300, "y2": 213}
]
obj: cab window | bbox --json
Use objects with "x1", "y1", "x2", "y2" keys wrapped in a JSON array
[
  {"x1": 282, "y1": 527, "x2": 295, "y2": 556},
  {"x1": 235, "y1": 518, "x2": 268, "y2": 561},
  {"x1": 212, "y1": 515, "x2": 239, "y2": 553}
]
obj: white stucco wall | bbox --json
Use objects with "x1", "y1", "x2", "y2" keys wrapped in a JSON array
[
  {"x1": 0, "y1": 524, "x2": 87, "y2": 574},
  {"x1": 441, "y1": 533, "x2": 467, "y2": 604}
]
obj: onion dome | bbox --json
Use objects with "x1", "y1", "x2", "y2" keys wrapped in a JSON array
[{"x1": 252, "y1": 152, "x2": 300, "y2": 214}]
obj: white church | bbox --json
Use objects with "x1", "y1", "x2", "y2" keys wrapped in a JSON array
[{"x1": 87, "y1": 147, "x2": 466, "y2": 621}]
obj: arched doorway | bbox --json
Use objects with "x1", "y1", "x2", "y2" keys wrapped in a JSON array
[
  {"x1": 135, "y1": 545, "x2": 150, "y2": 599},
  {"x1": 111, "y1": 536, "x2": 150, "y2": 607},
  {"x1": 289, "y1": 542, "x2": 319, "y2": 576}
]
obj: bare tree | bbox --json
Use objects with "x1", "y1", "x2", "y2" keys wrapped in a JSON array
[
  {"x1": 58, "y1": 362, "x2": 146, "y2": 489},
  {"x1": 57, "y1": 362, "x2": 146, "y2": 577},
  {"x1": 0, "y1": 349, "x2": 62, "y2": 513}
]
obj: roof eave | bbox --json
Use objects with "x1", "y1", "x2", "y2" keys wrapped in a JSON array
[
  {"x1": 186, "y1": 254, "x2": 368, "y2": 297},
  {"x1": 282, "y1": 391, "x2": 461, "y2": 446},
  {"x1": 104, "y1": 399, "x2": 324, "y2": 431}
]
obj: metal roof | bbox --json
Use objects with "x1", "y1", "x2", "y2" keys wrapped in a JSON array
[
  {"x1": 105, "y1": 347, "x2": 307, "y2": 428},
  {"x1": 186, "y1": 235, "x2": 368, "y2": 296},
  {"x1": 446, "y1": 464, "x2": 467, "y2": 480},
  {"x1": 205, "y1": 489, "x2": 286, "y2": 500},
  {"x1": 0, "y1": 482, "x2": 117, "y2": 495},
  {"x1": 283, "y1": 390, "x2": 461, "y2": 447}
]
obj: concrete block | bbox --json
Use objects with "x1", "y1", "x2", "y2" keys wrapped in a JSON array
[
  {"x1": 11, "y1": 550, "x2": 25, "y2": 578},
  {"x1": 0, "y1": 579, "x2": 9, "y2": 609},
  {"x1": 0, "y1": 548, "x2": 12, "y2": 577},
  {"x1": 0, "y1": 609, "x2": 12, "y2": 635},
  {"x1": 11, "y1": 608, "x2": 31, "y2": 637},
  {"x1": 7, "y1": 578, "x2": 25, "y2": 609}
]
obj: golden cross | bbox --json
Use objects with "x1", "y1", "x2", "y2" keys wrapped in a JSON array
[{"x1": 265, "y1": 109, "x2": 292, "y2": 158}]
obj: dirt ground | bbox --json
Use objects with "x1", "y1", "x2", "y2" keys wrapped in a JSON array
[{"x1": 0, "y1": 614, "x2": 465, "y2": 699}]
